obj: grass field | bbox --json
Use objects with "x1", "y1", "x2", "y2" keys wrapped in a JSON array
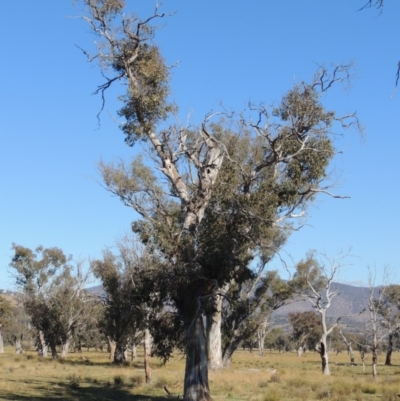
[{"x1": 0, "y1": 346, "x2": 399, "y2": 401}]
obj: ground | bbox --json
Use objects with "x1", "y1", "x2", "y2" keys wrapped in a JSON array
[{"x1": 0, "y1": 346, "x2": 399, "y2": 400}]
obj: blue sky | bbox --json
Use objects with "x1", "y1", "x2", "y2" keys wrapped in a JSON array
[{"x1": 0, "y1": 1, "x2": 399, "y2": 289}]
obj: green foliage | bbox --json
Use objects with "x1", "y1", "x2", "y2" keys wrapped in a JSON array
[
  {"x1": 9, "y1": 244, "x2": 92, "y2": 357},
  {"x1": 289, "y1": 311, "x2": 322, "y2": 351},
  {"x1": 118, "y1": 44, "x2": 176, "y2": 145}
]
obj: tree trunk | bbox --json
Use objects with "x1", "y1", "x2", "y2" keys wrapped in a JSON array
[
  {"x1": 108, "y1": 337, "x2": 116, "y2": 361},
  {"x1": 206, "y1": 289, "x2": 224, "y2": 370},
  {"x1": 61, "y1": 338, "x2": 71, "y2": 358},
  {"x1": 183, "y1": 315, "x2": 212, "y2": 401},
  {"x1": 113, "y1": 341, "x2": 126, "y2": 364},
  {"x1": 360, "y1": 349, "x2": 366, "y2": 373},
  {"x1": 348, "y1": 343, "x2": 355, "y2": 365},
  {"x1": 37, "y1": 331, "x2": 48, "y2": 358},
  {"x1": 14, "y1": 335, "x2": 23, "y2": 355},
  {"x1": 0, "y1": 325, "x2": 4, "y2": 354},
  {"x1": 372, "y1": 349, "x2": 378, "y2": 378},
  {"x1": 339, "y1": 330, "x2": 355, "y2": 365},
  {"x1": 131, "y1": 343, "x2": 137, "y2": 361},
  {"x1": 297, "y1": 346, "x2": 304, "y2": 357},
  {"x1": 257, "y1": 327, "x2": 266, "y2": 357},
  {"x1": 144, "y1": 328, "x2": 152, "y2": 383},
  {"x1": 222, "y1": 333, "x2": 243, "y2": 368},
  {"x1": 385, "y1": 333, "x2": 393, "y2": 366},
  {"x1": 50, "y1": 343, "x2": 58, "y2": 359},
  {"x1": 318, "y1": 336, "x2": 330, "y2": 375}
]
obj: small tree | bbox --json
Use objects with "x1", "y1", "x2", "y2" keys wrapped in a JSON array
[
  {"x1": 289, "y1": 311, "x2": 322, "y2": 356},
  {"x1": 376, "y1": 284, "x2": 400, "y2": 365},
  {"x1": 91, "y1": 236, "x2": 164, "y2": 382},
  {"x1": 0, "y1": 295, "x2": 13, "y2": 353},
  {"x1": 9, "y1": 244, "x2": 92, "y2": 359},
  {"x1": 295, "y1": 251, "x2": 357, "y2": 375},
  {"x1": 364, "y1": 267, "x2": 390, "y2": 378}
]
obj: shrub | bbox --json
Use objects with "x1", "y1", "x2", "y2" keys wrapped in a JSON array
[{"x1": 113, "y1": 375, "x2": 125, "y2": 386}]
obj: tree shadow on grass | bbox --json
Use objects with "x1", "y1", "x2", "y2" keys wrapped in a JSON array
[
  {"x1": 0, "y1": 377, "x2": 169, "y2": 401},
  {"x1": 0, "y1": 383, "x2": 167, "y2": 401}
]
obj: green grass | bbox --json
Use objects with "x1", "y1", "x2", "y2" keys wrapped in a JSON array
[{"x1": 0, "y1": 346, "x2": 399, "y2": 400}]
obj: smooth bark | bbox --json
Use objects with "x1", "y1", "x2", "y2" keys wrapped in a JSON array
[
  {"x1": 206, "y1": 290, "x2": 224, "y2": 370},
  {"x1": 61, "y1": 338, "x2": 71, "y2": 358},
  {"x1": 37, "y1": 331, "x2": 48, "y2": 357},
  {"x1": 183, "y1": 316, "x2": 212, "y2": 401},
  {"x1": 144, "y1": 328, "x2": 152, "y2": 383},
  {"x1": 108, "y1": 337, "x2": 116, "y2": 361},
  {"x1": 131, "y1": 343, "x2": 137, "y2": 361}
]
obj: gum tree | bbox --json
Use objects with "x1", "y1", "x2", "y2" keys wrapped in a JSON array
[
  {"x1": 76, "y1": 1, "x2": 360, "y2": 399},
  {"x1": 9, "y1": 244, "x2": 91, "y2": 359},
  {"x1": 294, "y1": 252, "x2": 361, "y2": 375}
]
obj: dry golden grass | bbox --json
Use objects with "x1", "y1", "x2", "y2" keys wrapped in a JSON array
[{"x1": 0, "y1": 346, "x2": 400, "y2": 400}]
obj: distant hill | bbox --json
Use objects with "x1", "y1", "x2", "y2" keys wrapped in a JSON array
[
  {"x1": 85, "y1": 285, "x2": 104, "y2": 297},
  {"x1": 271, "y1": 282, "x2": 378, "y2": 333}
]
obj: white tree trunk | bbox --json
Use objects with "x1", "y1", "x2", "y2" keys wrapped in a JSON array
[
  {"x1": 108, "y1": 337, "x2": 116, "y2": 361},
  {"x1": 257, "y1": 327, "x2": 267, "y2": 357},
  {"x1": 131, "y1": 343, "x2": 137, "y2": 361},
  {"x1": 0, "y1": 325, "x2": 4, "y2": 354},
  {"x1": 14, "y1": 335, "x2": 23, "y2": 355},
  {"x1": 206, "y1": 289, "x2": 224, "y2": 370},
  {"x1": 317, "y1": 334, "x2": 330, "y2": 375},
  {"x1": 184, "y1": 315, "x2": 212, "y2": 401},
  {"x1": 144, "y1": 328, "x2": 152, "y2": 383},
  {"x1": 61, "y1": 338, "x2": 71, "y2": 358},
  {"x1": 37, "y1": 331, "x2": 48, "y2": 357},
  {"x1": 297, "y1": 346, "x2": 304, "y2": 357}
]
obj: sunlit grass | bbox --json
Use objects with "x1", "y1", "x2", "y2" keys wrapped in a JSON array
[{"x1": 0, "y1": 346, "x2": 400, "y2": 400}]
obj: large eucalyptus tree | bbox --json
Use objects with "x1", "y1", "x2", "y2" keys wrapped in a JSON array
[{"x1": 76, "y1": 1, "x2": 360, "y2": 399}]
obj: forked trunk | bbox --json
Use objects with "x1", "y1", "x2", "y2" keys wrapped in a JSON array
[
  {"x1": 206, "y1": 289, "x2": 224, "y2": 370},
  {"x1": 183, "y1": 315, "x2": 212, "y2": 401},
  {"x1": 0, "y1": 325, "x2": 4, "y2": 354},
  {"x1": 144, "y1": 328, "x2": 152, "y2": 383}
]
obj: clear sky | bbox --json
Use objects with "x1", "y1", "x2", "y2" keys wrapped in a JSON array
[{"x1": 0, "y1": 1, "x2": 399, "y2": 289}]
